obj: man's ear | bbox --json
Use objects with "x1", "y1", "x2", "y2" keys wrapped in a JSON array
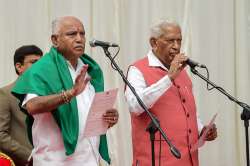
[
  {"x1": 51, "y1": 35, "x2": 58, "y2": 47},
  {"x1": 150, "y1": 37, "x2": 157, "y2": 49},
  {"x1": 15, "y1": 62, "x2": 23, "y2": 75}
]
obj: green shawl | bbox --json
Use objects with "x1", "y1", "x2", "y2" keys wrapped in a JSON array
[{"x1": 11, "y1": 47, "x2": 110, "y2": 164}]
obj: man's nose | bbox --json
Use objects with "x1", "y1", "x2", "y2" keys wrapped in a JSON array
[
  {"x1": 172, "y1": 40, "x2": 180, "y2": 49},
  {"x1": 76, "y1": 33, "x2": 84, "y2": 42}
]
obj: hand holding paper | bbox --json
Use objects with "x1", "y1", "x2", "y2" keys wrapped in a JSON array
[
  {"x1": 191, "y1": 113, "x2": 218, "y2": 151},
  {"x1": 103, "y1": 108, "x2": 119, "y2": 128}
]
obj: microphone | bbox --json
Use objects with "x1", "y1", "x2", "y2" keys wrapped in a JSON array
[
  {"x1": 186, "y1": 58, "x2": 206, "y2": 68},
  {"x1": 170, "y1": 146, "x2": 181, "y2": 159},
  {"x1": 89, "y1": 39, "x2": 118, "y2": 48}
]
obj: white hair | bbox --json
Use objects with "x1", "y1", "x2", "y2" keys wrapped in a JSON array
[
  {"x1": 51, "y1": 17, "x2": 64, "y2": 35},
  {"x1": 52, "y1": 16, "x2": 83, "y2": 35},
  {"x1": 150, "y1": 19, "x2": 180, "y2": 38}
]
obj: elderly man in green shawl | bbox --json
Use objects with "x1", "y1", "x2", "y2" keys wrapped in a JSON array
[{"x1": 11, "y1": 16, "x2": 119, "y2": 166}]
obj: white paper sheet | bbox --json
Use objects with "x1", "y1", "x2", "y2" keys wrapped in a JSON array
[{"x1": 83, "y1": 88, "x2": 118, "y2": 138}]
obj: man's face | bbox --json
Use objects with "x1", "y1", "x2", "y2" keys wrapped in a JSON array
[
  {"x1": 52, "y1": 18, "x2": 86, "y2": 59},
  {"x1": 151, "y1": 25, "x2": 182, "y2": 68},
  {"x1": 16, "y1": 54, "x2": 41, "y2": 75}
]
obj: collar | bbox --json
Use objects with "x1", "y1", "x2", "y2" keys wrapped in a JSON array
[
  {"x1": 66, "y1": 58, "x2": 85, "y2": 72},
  {"x1": 147, "y1": 50, "x2": 168, "y2": 71}
]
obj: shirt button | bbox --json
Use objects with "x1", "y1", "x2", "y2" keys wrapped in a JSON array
[
  {"x1": 189, "y1": 129, "x2": 192, "y2": 133},
  {"x1": 176, "y1": 85, "x2": 180, "y2": 89},
  {"x1": 182, "y1": 99, "x2": 186, "y2": 103},
  {"x1": 187, "y1": 113, "x2": 190, "y2": 117}
]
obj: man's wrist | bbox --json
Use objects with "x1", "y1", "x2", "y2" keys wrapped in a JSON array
[
  {"x1": 168, "y1": 73, "x2": 175, "y2": 82},
  {"x1": 61, "y1": 89, "x2": 74, "y2": 104},
  {"x1": 68, "y1": 89, "x2": 76, "y2": 98}
]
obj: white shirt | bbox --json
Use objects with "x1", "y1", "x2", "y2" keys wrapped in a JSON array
[
  {"x1": 23, "y1": 59, "x2": 100, "y2": 166},
  {"x1": 124, "y1": 50, "x2": 203, "y2": 132}
]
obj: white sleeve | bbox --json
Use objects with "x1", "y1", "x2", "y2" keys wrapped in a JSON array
[
  {"x1": 22, "y1": 94, "x2": 39, "y2": 107},
  {"x1": 197, "y1": 112, "x2": 204, "y2": 134},
  {"x1": 124, "y1": 66, "x2": 172, "y2": 115}
]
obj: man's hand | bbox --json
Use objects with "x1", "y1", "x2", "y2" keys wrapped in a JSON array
[
  {"x1": 70, "y1": 64, "x2": 91, "y2": 96},
  {"x1": 200, "y1": 123, "x2": 218, "y2": 141},
  {"x1": 103, "y1": 108, "x2": 119, "y2": 128},
  {"x1": 168, "y1": 53, "x2": 188, "y2": 81}
]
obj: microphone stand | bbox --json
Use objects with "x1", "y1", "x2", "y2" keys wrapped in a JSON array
[
  {"x1": 101, "y1": 47, "x2": 181, "y2": 166},
  {"x1": 190, "y1": 67, "x2": 250, "y2": 166}
]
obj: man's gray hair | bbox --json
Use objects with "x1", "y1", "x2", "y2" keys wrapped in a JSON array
[
  {"x1": 52, "y1": 17, "x2": 64, "y2": 35},
  {"x1": 150, "y1": 19, "x2": 180, "y2": 38}
]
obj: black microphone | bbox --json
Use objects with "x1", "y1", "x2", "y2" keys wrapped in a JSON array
[
  {"x1": 170, "y1": 146, "x2": 181, "y2": 159},
  {"x1": 186, "y1": 58, "x2": 206, "y2": 68},
  {"x1": 89, "y1": 39, "x2": 118, "y2": 48}
]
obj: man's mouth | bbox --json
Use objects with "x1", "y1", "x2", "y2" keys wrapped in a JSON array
[
  {"x1": 74, "y1": 46, "x2": 84, "y2": 51},
  {"x1": 169, "y1": 53, "x2": 177, "y2": 58},
  {"x1": 170, "y1": 52, "x2": 179, "y2": 55}
]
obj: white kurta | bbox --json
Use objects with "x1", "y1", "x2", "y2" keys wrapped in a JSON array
[{"x1": 23, "y1": 59, "x2": 100, "y2": 166}]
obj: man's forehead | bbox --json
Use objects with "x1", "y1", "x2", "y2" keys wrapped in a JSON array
[
  {"x1": 161, "y1": 25, "x2": 182, "y2": 37},
  {"x1": 24, "y1": 54, "x2": 42, "y2": 58},
  {"x1": 60, "y1": 18, "x2": 84, "y2": 31},
  {"x1": 23, "y1": 54, "x2": 41, "y2": 61},
  {"x1": 162, "y1": 25, "x2": 181, "y2": 32}
]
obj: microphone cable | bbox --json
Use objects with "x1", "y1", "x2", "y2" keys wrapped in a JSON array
[
  {"x1": 159, "y1": 133, "x2": 162, "y2": 166},
  {"x1": 202, "y1": 66, "x2": 226, "y2": 92},
  {"x1": 110, "y1": 46, "x2": 120, "y2": 70}
]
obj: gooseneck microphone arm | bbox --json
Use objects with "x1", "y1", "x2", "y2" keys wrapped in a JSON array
[
  {"x1": 100, "y1": 46, "x2": 181, "y2": 166},
  {"x1": 186, "y1": 58, "x2": 206, "y2": 68},
  {"x1": 190, "y1": 67, "x2": 250, "y2": 166}
]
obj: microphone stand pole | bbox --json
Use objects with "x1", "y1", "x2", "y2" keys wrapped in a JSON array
[
  {"x1": 190, "y1": 67, "x2": 250, "y2": 166},
  {"x1": 101, "y1": 47, "x2": 181, "y2": 166}
]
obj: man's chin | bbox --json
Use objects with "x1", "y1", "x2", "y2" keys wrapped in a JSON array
[{"x1": 74, "y1": 50, "x2": 84, "y2": 56}]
